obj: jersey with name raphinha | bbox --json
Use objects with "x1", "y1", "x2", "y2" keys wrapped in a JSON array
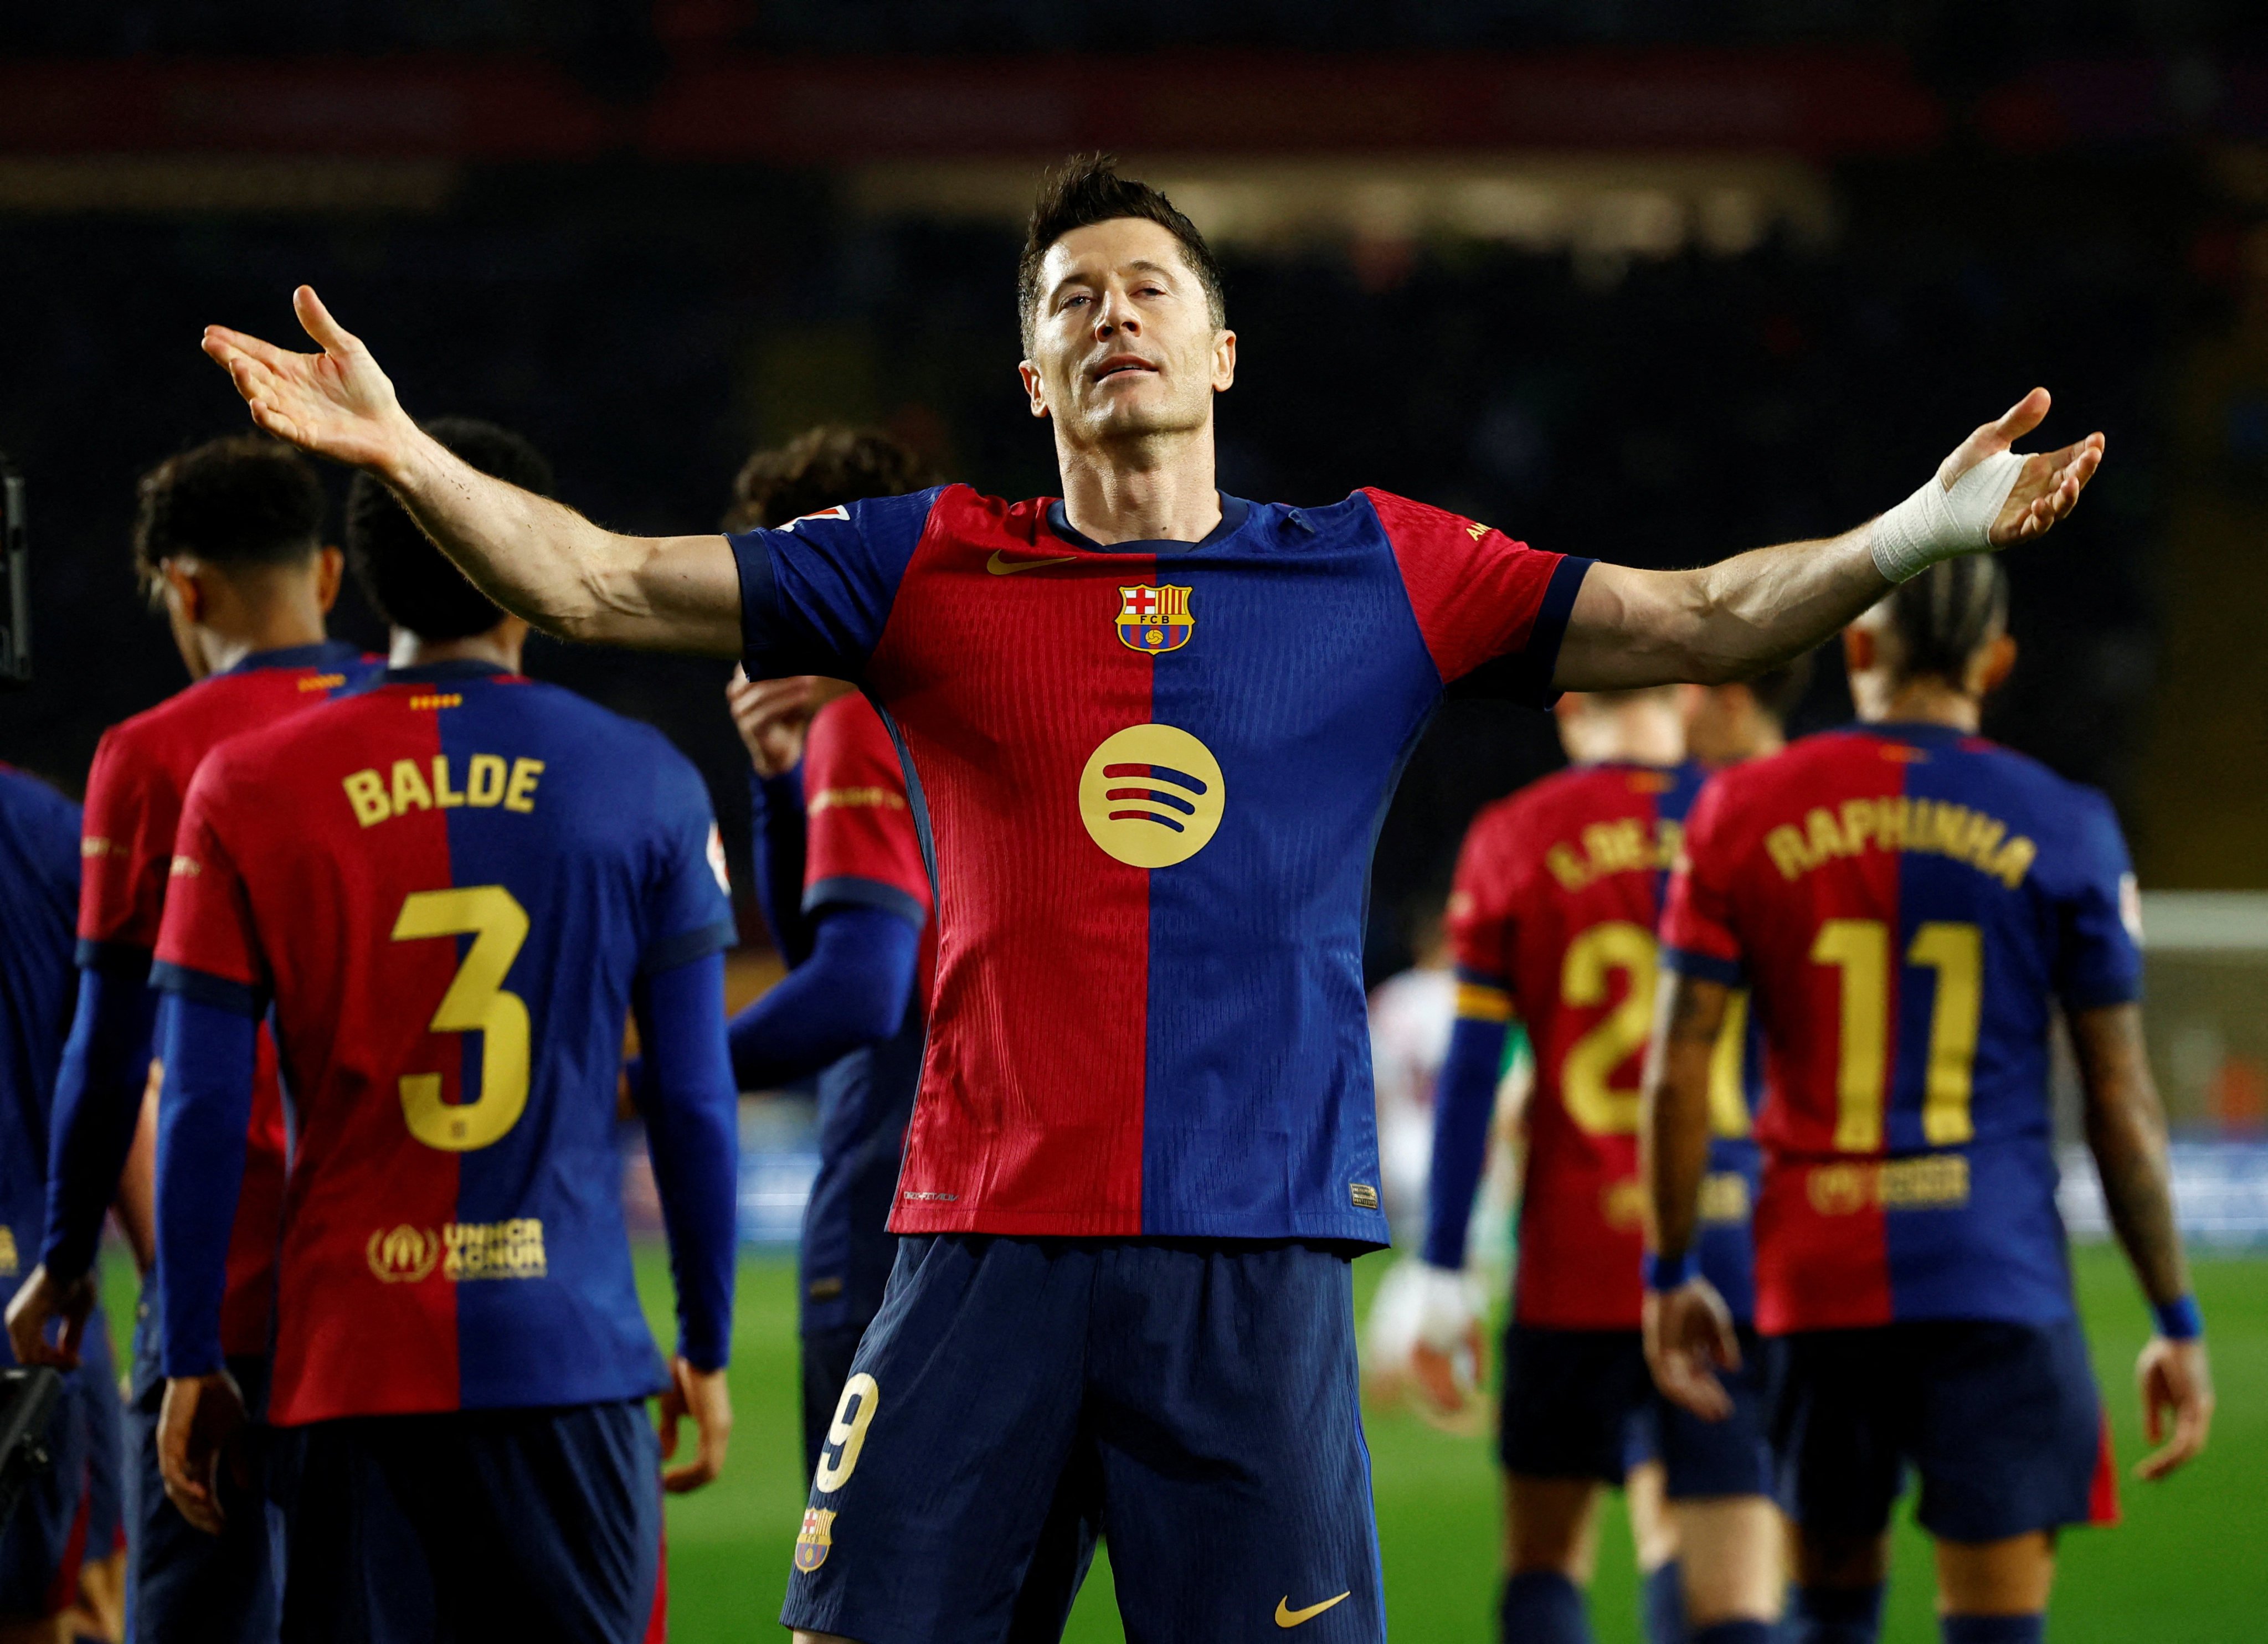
[
  {"x1": 1449, "y1": 761, "x2": 1761, "y2": 1328},
  {"x1": 733, "y1": 486, "x2": 1588, "y2": 1242},
  {"x1": 1660, "y1": 723, "x2": 2142, "y2": 1332},
  {"x1": 0, "y1": 765, "x2": 81, "y2": 1341},
  {"x1": 152, "y1": 663, "x2": 734, "y2": 1423},
  {"x1": 76, "y1": 640, "x2": 379, "y2": 1356},
  {"x1": 798, "y1": 692, "x2": 934, "y2": 1334}
]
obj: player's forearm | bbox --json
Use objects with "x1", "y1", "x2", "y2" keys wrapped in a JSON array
[
  {"x1": 1559, "y1": 527, "x2": 1885, "y2": 689},
  {"x1": 633, "y1": 953, "x2": 739, "y2": 1370},
  {"x1": 2072, "y1": 1004, "x2": 2194, "y2": 1310},
  {"x1": 749, "y1": 767, "x2": 813, "y2": 965},
  {"x1": 1641, "y1": 972, "x2": 1728, "y2": 1257},
  {"x1": 381, "y1": 434, "x2": 735, "y2": 654},
  {"x1": 152, "y1": 996, "x2": 258, "y2": 1379},
  {"x1": 1420, "y1": 1008, "x2": 1509, "y2": 1270},
  {"x1": 40, "y1": 966, "x2": 160, "y2": 1281}
]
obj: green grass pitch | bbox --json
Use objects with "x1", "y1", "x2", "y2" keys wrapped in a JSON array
[{"x1": 633, "y1": 1243, "x2": 2263, "y2": 1642}]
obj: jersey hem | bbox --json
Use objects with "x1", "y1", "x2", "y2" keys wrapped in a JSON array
[
  {"x1": 883, "y1": 1207, "x2": 1390, "y2": 1248},
  {"x1": 74, "y1": 937, "x2": 153, "y2": 978}
]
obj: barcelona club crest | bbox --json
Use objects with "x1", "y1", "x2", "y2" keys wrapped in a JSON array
[
  {"x1": 1116, "y1": 584, "x2": 1195, "y2": 654},
  {"x1": 794, "y1": 1507, "x2": 836, "y2": 1573}
]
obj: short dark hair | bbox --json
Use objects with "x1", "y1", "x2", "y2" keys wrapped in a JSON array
[
  {"x1": 1883, "y1": 556, "x2": 2009, "y2": 684},
  {"x1": 346, "y1": 418, "x2": 554, "y2": 642},
  {"x1": 724, "y1": 425, "x2": 934, "y2": 532},
  {"x1": 131, "y1": 434, "x2": 325, "y2": 602},
  {"x1": 1017, "y1": 153, "x2": 1226, "y2": 350},
  {"x1": 1745, "y1": 650, "x2": 1816, "y2": 724}
]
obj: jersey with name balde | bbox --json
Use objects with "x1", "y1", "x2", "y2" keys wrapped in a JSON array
[
  {"x1": 152, "y1": 664, "x2": 734, "y2": 1423},
  {"x1": 734, "y1": 486, "x2": 1589, "y2": 1243},
  {"x1": 1660, "y1": 724, "x2": 2143, "y2": 1332},
  {"x1": 1449, "y1": 761, "x2": 1762, "y2": 1328},
  {"x1": 76, "y1": 641, "x2": 378, "y2": 1356}
]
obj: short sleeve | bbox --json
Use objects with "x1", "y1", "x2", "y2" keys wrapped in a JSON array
[
  {"x1": 2053, "y1": 791, "x2": 2144, "y2": 1013},
  {"x1": 1660, "y1": 775, "x2": 1745, "y2": 986},
  {"x1": 801, "y1": 696, "x2": 931, "y2": 932},
  {"x1": 640, "y1": 746, "x2": 738, "y2": 977},
  {"x1": 1365, "y1": 488, "x2": 1591, "y2": 705},
  {"x1": 729, "y1": 487, "x2": 945, "y2": 681},
  {"x1": 77, "y1": 728, "x2": 180, "y2": 966},
  {"x1": 1446, "y1": 805, "x2": 1519, "y2": 986},
  {"x1": 150, "y1": 760, "x2": 268, "y2": 1017}
]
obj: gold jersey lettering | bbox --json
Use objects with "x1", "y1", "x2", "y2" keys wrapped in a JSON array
[
  {"x1": 339, "y1": 754, "x2": 546, "y2": 828},
  {"x1": 466, "y1": 754, "x2": 507, "y2": 806},
  {"x1": 390, "y1": 758, "x2": 435, "y2": 814},
  {"x1": 1757, "y1": 796, "x2": 2035, "y2": 890},
  {"x1": 504, "y1": 758, "x2": 544, "y2": 813},
  {"x1": 442, "y1": 1218, "x2": 547, "y2": 1280}
]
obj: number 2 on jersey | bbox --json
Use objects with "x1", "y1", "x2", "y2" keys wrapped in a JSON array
[
  {"x1": 390, "y1": 885, "x2": 532, "y2": 1151},
  {"x1": 1810, "y1": 918, "x2": 1982, "y2": 1151},
  {"x1": 1561, "y1": 923, "x2": 1749, "y2": 1138}
]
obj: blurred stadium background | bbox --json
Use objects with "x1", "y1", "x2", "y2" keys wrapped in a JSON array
[{"x1": 10, "y1": 1, "x2": 2267, "y2": 1637}]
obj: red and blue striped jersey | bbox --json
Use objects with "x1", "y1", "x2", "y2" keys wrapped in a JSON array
[
  {"x1": 733, "y1": 485, "x2": 1588, "y2": 1243},
  {"x1": 152, "y1": 663, "x2": 736, "y2": 1422},
  {"x1": 75, "y1": 641, "x2": 378, "y2": 1353},
  {"x1": 0, "y1": 765, "x2": 80, "y2": 1332},
  {"x1": 1660, "y1": 723, "x2": 2143, "y2": 1332},
  {"x1": 1448, "y1": 761, "x2": 1761, "y2": 1327}
]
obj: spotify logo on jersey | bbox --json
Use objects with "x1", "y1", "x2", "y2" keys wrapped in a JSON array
[{"x1": 1078, "y1": 724, "x2": 1226, "y2": 868}]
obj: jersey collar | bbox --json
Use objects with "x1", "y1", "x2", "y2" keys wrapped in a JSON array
[
  {"x1": 221, "y1": 638, "x2": 364, "y2": 677},
  {"x1": 383, "y1": 659, "x2": 518, "y2": 685},
  {"x1": 1859, "y1": 720, "x2": 1977, "y2": 747},
  {"x1": 1043, "y1": 493, "x2": 1251, "y2": 555}
]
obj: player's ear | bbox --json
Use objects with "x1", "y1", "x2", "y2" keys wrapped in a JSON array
[
  {"x1": 1018, "y1": 358, "x2": 1050, "y2": 421},
  {"x1": 1211, "y1": 328, "x2": 1237, "y2": 393},
  {"x1": 1976, "y1": 633, "x2": 2017, "y2": 697},
  {"x1": 162, "y1": 560, "x2": 203, "y2": 627},
  {"x1": 1840, "y1": 624, "x2": 1874, "y2": 678},
  {"x1": 312, "y1": 546, "x2": 344, "y2": 616}
]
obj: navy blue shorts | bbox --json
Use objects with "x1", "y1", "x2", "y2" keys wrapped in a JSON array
[
  {"x1": 1504, "y1": 1323, "x2": 1773, "y2": 1501},
  {"x1": 781, "y1": 1235, "x2": 1384, "y2": 1644},
  {"x1": 0, "y1": 1303, "x2": 121, "y2": 1621},
  {"x1": 801, "y1": 1322, "x2": 865, "y2": 1485},
  {"x1": 126, "y1": 1303, "x2": 279, "y2": 1642},
  {"x1": 1770, "y1": 1317, "x2": 2108, "y2": 1544},
  {"x1": 269, "y1": 1400, "x2": 660, "y2": 1644}
]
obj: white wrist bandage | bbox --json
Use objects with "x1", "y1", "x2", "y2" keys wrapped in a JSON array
[{"x1": 1869, "y1": 449, "x2": 2025, "y2": 584}]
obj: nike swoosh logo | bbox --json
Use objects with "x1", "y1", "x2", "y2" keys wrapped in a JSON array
[
  {"x1": 987, "y1": 550, "x2": 1078, "y2": 575},
  {"x1": 1275, "y1": 1593, "x2": 1351, "y2": 1628}
]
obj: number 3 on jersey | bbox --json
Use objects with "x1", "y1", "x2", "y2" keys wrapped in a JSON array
[{"x1": 390, "y1": 885, "x2": 532, "y2": 1151}]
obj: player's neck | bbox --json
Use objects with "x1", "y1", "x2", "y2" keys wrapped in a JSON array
[
  {"x1": 389, "y1": 626, "x2": 524, "y2": 674},
  {"x1": 1870, "y1": 677, "x2": 1982, "y2": 733},
  {"x1": 1053, "y1": 431, "x2": 1222, "y2": 545},
  {"x1": 185, "y1": 611, "x2": 328, "y2": 681}
]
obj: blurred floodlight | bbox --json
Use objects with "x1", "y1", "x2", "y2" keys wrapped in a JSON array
[{"x1": 850, "y1": 155, "x2": 1835, "y2": 261}]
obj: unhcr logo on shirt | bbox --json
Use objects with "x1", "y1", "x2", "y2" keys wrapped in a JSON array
[
  {"x1": 365, "y1": 1219, "x2": 547, "y2": 1282},
  {"x1": 1078, "y1": 724, "x2": 1225, "y2": 868}
]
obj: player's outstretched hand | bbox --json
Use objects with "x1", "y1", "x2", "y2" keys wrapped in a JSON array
[
  {"x1": 658, "y1": 1355, "x2": 733, "y2": 1493},
  {"x1": 1937, "y1": 387, "x2": 2106, "y2": 548},
  {"x1": 1643, "y1": 1278, "x2": 1740, "y2": 1423},
  {"x1": 2135, "y1": 1335, "x2": 2213, "y2": 1481},
  {"x1": 727, "y1": 669, "x2": 853, "y2": 778},
  {"x1": 3, "y1": 1265, "x2": 95, "y2": 1369},
  {"x1": 202, "y1": 286, "x2": 419, "y2": 474},
  {"x1": 157, "y1": 1371, "x2": 250, "y2": 1536}
]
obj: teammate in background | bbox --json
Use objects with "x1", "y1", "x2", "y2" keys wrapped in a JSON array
[
  {"x1": 1645, "y1": 560, "x2": 2213, "y2": 1644},
  {"x1": 1680, "y1": 653, "x2": 1813, "y2": 771},
  {"x1": 716, "y1": 425, "x2": 936, "y2": 1476},
  {"x1": 203, "y1": 149, "x2": 2102, "y2": 1641},
  {"x1": 147, "y1": 420, "x2": 740, "y2": 1643},
  {"x1": 0, "y1": 764, "x2": 126, "y2": 1644},
  {"x1": 7, "y1": 435, "x2": 377, "y2": 1642},
  {"x1": 1410, "y1": 688, "x2": 1780, "y2": 1644}
]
